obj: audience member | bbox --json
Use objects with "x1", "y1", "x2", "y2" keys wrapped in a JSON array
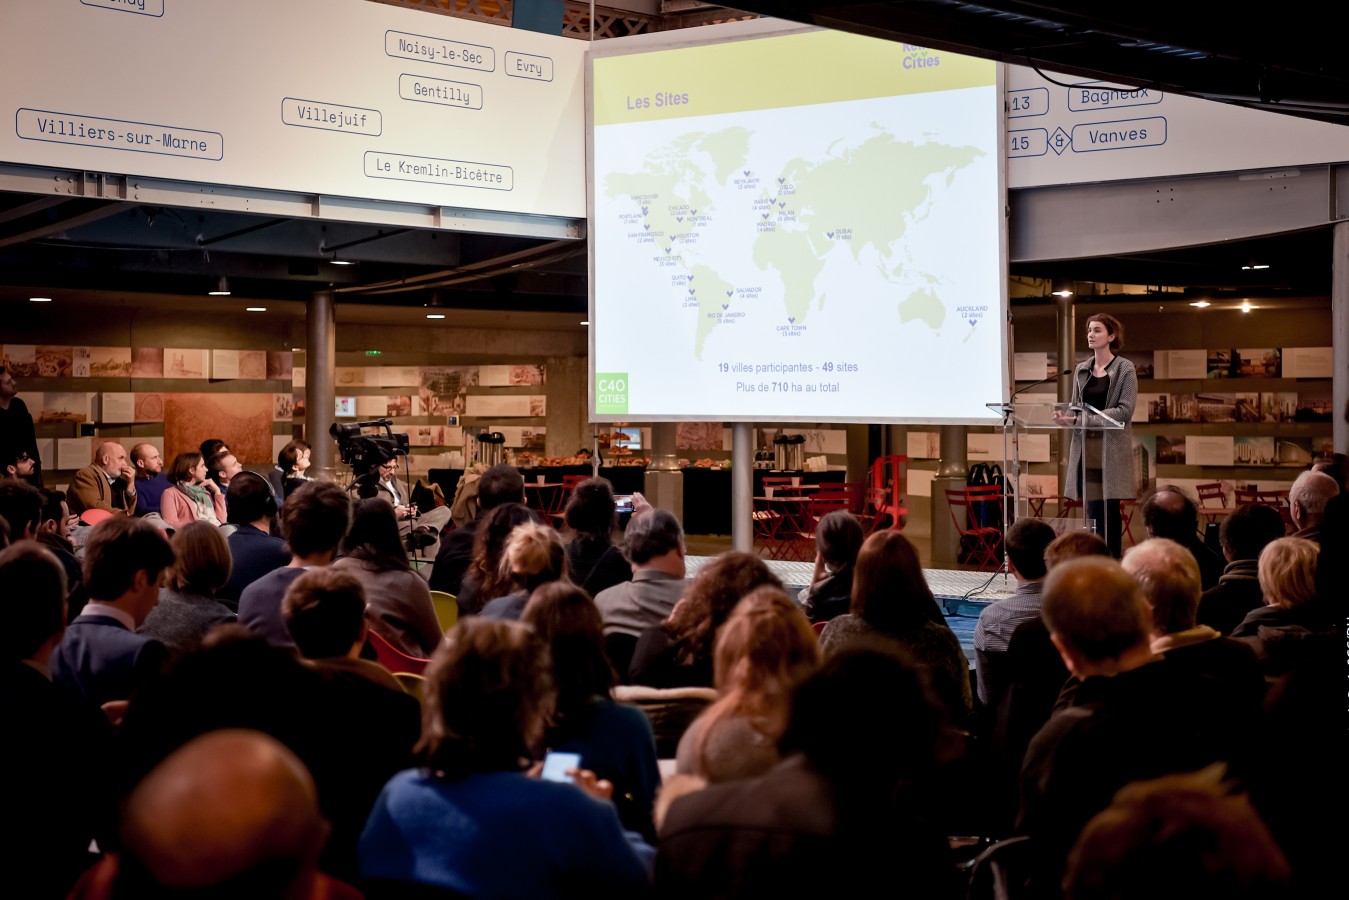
[
  {"x1": 0, "y1": 366, "x2": 40, "y2": 485},
  {"x1": 0, "y1": 473, "x2": 42, "y2": 541},
  {"x1": 985, "y1": 532, "x2": 1111, "y2": 832},
  {"x1": 220, "y1": 470, "x2": 289, "y2": 607},
  {"x1": 239, "y1": 480, "x2": 351, "y2": 648},
  {"x1": 1064, "y1": 769, "x2": 1289, "y2": 900},
  {"x1": 332, "y1": 498, "x2": 442, "y2": 656},
  {"x1": 522, "y1": 581, "x2": 660, "y2": 840},
  {"x1": 198, "y1": 438, "x2": 228, "y2": 463},
  {"x1": 1286, "y1": 469, "x2": 1338, "y2": 543},
  {"x1": 820, "y1": 530, "x2": 970, "y2": 718},
  {"x1": 1140, "y1": 485, "x2": 1224, "y2": 590},
  {"x1": 138, "y1": 521, "x2": 237, "y2": 656},
  {"x1": 205, "y1": 447, "x2": 243, "y2": 493},
  {"x1": 73, "y1": 730, "x2": 360, "y2": 900},
  {"x1": 360, "y1": 448, "x2": 452, "y2": 544},
  {"x1": 676, "y1": 587, "x2": 820, "y2": 785},
  {"x1": 973, "y1": 517, "x2": 1056, "y2": 707},
  {"x1": 429, "y1": 462, "x2": 524, "y2": 595},
  {"x1": 2, "y1": 443, "x2": 36, "y2": 480},
  {"x1": 797, "y1": 509, "x2": 864, "y2": 625},
  {"x1": 563, "y1": 476, "x2": 633, "y2": 597},
  {"x1": 51, "y1": 516, "x2": 173, "y2": 707},
  {"x1": 479, "y1": 521, "x2": 569, "y2": 621},
  {"x1": 656, "y1": 647, "x2": 960, "y2": 899},
  {"x1": 67, "y1": 441, "x2": 138, "y2": 517},
  {"x1": 594, "y1": 508, "x2": 687, "y2": 679},
  {"x1": 116, "y1": 625, "x2": 405, "y2": 887},
  {"x1": 270, "y1": 438, "x2": 312, "y2": 501},
  {"x1": 1197, "y1": 503, "x2": 1286, "y2": 635},
  {"x1": 129, "y1": 443, "x2": 170, "y2": 518},
  {"x1": 1122, "y1": 538, "x2": 1264, "y2": 707},
  {"x1": 1231, "y1": 536, "x2": 1324, "y2": 675},
  {"x1": 358, "y1": 618, "x2": 650, "y2": 897},
  {"x1": 0, "y1": 543, "x2": 114, "y2": 899},
  {"x1": 453, "y1": 502, "x2": 537, "y2": 615},
  {"x1": 35, "y1": 488, "x2": 82, "y2": 594},
  {"x1": 159, "y1": 451, "x2": 228, "y2": 529},
  {"x1": 282, "y1": 567, "x2": 421, "y2": 873},
  {"x1": 628, "y1": 551, "x2": 781, "y2": 689},
  {"x1": 1018, "y1": 556, "x2": 1241, "y2": 894}
]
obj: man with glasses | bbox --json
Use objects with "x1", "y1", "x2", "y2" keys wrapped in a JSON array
[{"x1": 359, "y1": 449, "x2": 452, "y2": 546}]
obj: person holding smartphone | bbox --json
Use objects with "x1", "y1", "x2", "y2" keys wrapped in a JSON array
[
  {"x1": 359, "y1": 619, "x2": 650, "y2": 896},
  {"x1": 1054, "y1": 313, "x2": 1137, "y2": 558}
]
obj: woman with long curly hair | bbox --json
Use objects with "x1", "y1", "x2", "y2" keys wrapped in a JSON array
[
  {"x1": 627, "y1": 551, "x2": 781, "y2": 688},
  {"x1": 675, "y1": 586, "x2": 820, "y2": 783}
]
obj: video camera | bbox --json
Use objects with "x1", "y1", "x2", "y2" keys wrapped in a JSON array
[{"x1": 330, "y1": 420, "x2": 410, "y2": 470}]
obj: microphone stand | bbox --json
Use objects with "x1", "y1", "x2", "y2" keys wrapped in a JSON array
[{"x1": 965, "y1": 369, "x2": 1072, "y2": 604}]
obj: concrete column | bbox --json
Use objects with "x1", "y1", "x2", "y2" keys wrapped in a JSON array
[
  {"x1": 1056, "y1": 293, "x2": 1076, "y2": 492},
  {"x1": 306, "y1": 289, "x2": 337, "y2": 475},
  {"x1": 643, "y1": 422, "x2": 684, "y2": 522},
  {"x1": 1333, "y1": 221, "x2": 1349, "y2": 453},
  {"x1": 930, "y1": 426, "x2": 968, "y2": 567},
  {"x1": 731, "y1": 422, "x2": 753, "y2": 552}
]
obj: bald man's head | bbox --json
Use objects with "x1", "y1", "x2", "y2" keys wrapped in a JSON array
[
  {"x1": 119, "y1": 730, "x2": 328, "y2": 897},
  {"x1": 1042, "y1": 556, "x2": 1149, "y2": 664}
]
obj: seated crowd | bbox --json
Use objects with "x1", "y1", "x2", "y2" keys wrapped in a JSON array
[{"x1": 0, "y1": 444, "x2": 1340, "y2": 899}]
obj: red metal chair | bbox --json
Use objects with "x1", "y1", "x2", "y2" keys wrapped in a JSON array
[
  {"x1": 1195, "y1": 481, "x2": 1228, "y2": 525},
  {"x1": 545, "y1": 474, "x2": 589, "y2": 527},
  {"x1": 945, "y1": 485, "x2": 1004, "y2": 570},
  {"x1": 1119, "y1": 499, "x2": 1139, "y2": 548},
  {"x1": 866, "y1": 455, "x2": 909, "y2": 533},
  {"x1": 1234, "y1": 488, "x2": 1293, "y2": 533},
  {"x1": 787, "y1": 491, "x2": 852, "y2": 560},
  {"x1": 367, "y1": 629, "x2": 429, "y2": 675},
  {"x1": 752, "y1": 494, "x2": 792, "y2": 559}
]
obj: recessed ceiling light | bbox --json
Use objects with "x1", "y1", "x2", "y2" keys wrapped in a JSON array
[
  {"x1": 207, "y1": 276, "x2": 231, "y2": 296},
  {"x1": 579, "y1": 320, "x2": 590, "y2": 326},
  {"x1": 246, "y1": 306, "x2": 267, "y2": 312},
  {"x1": 1240, "y1": 301, "x2": 1259, "y2": 312},
  {"x1": 1050, "y1": 289, "x2": 1073, "y2": 297},
  {"x1": 1189, "y1": 300, "x2": 1210, "y2": 308},
  {"x1": 426, "y1": 314, "x2": 446, "y2": 319},
  {"x1": 29, "y1": 296, "x2": 52, "y2": 302},
  {"x1": 330, "y1": 258, "x2": 356, "y2": 266}
]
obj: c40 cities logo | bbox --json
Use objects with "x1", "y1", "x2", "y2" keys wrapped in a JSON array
[{"x1": 596, "y1": 373, "x2": 629, "y2": 415}]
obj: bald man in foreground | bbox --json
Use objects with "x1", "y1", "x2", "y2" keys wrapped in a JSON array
[
  {"x1": 1016, "y1": 556, "x2": 1241, "y2": 896},
  {"x1": 71, "y1": 729, "x2": 361, "y2": 899}
]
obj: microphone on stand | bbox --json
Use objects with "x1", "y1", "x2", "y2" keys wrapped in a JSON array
[{"x1": 992, "y1": 369, "x2": 1071, "y2": 418}]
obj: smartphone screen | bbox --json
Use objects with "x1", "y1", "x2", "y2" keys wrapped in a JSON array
[
  {"x1": 541, "y1": 751, "x2": 581, "y2": 783},
  {"x1": 614, "y1": 494, "x2": 634, "y2": 513}
]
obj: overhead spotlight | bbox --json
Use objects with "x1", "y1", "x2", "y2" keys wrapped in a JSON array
[
  {"x1": 579, "y1": 320, "x2": 590, "y2": 326},
  {"x1": 330, "y1": 256, "x2": 356, "y2": 266},
  {"x1": 246, "y1": 306, "x2": 267, "y2": 312},
  {"x1": 1241, "y1": 262, "x2": 1270, "y2": 271},
  {"x1": 1050, "y1": 278, "x2": 1073, "y2": 297},
  {"x1": 29, "y1": 296, "x2": 52, "y2": 303},
  {"x1": 207, "y1": 276, "x2": 231, "y2": 296},
  {"x1": 426, "y1": 314, "x2": 446, "y2": 320},
  {"x1": 1189, "y1": 300, "x2": 1210, "y2": 308},
  {"x1": 1240, "y1": 300, "x2": 1259, "y2": 313}
]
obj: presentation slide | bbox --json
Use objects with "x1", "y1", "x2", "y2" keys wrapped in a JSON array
[
  {"x1": 0, "y1": 0, "x2": 585, "y2": 218},
  {"x1": 590, "y1": 26, "x2": 1005, "y2": 423}
]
